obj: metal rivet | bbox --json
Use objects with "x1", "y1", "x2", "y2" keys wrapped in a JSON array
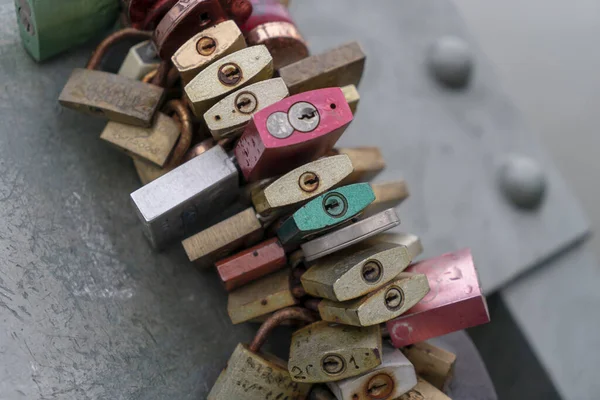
[
  {"x1": 266, "y1": 112, "x2": 294, "y2": 139},
  {"x1": 498, "y1": 154, "x2": 546, "y2": 209},
  {"x1": 298, "y1": 172, "x2": 320, "y2": 192},
  {"x1": 322, "y1": 354, "x2": 345, "y2": 375},
  {"x1": 428, "y1": 36, "x2": 473, "y2": 88},
  {"x1": 288, "y1": 101, "x2": 320, "y2": 132}
]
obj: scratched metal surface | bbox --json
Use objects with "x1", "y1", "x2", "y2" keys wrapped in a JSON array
[{"x1": 290, "y1": 0, "x2": 589, "y2": 292}]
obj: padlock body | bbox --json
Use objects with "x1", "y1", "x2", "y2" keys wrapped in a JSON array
[
  {"x1": 341, "y1": 85, "x2": 360, "y2": 115},
  {"x1": 241, "y1": 0, "x2": 293, "y2": 32},
  {"x1": 398, "y1": 377, "x2": 451, "y2": 400},
  {"x1": 402, "y1": 342, "x2": 456, "y2": 392},
  {"x1": 329, "y1": 147, "x2": 386, "y2": 185},
  {"x1": 59, "y1": 69, "x2": 165, "y2": 128},
  {"x1": 118, "y1": 40, "x2": 161, "y2": 80},
  {"x1": 209, "y1": 343, "x2": 312, "y2": 400},
  {"x1": 247, "y1": 22, "x2": 308, "y2": 70},
  {"x1": 386, "y1": 249, "x2": 490, "y2": 348}
]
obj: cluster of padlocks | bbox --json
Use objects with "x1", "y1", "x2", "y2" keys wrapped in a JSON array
[{"x1": 55, "y1": 0, "x2": 491, "y2": 398}]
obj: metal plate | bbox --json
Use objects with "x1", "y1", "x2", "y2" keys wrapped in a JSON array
[{"x1": 290, "y1": 0, "x2": 589, "y2": 291}]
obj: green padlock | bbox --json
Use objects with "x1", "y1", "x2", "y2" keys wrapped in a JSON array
[
  {"x1": 277, "y1": 183, "x2": 375, "y2": 245},
  {"x1": 14, "y1": 0, "x2": 120, "y2": 62}
]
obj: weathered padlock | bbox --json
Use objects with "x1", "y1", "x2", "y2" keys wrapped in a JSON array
[
  {"x1": 172, "y1": 20, "x2": 247, "y2": 85},
  {"x1": 185, "y1": 45, "x2": 274, "y2": 117},
  {"x1": 205, "y1": 78, "x2": 289, "y2": 139},
  {"x1": 402, "y1": 342, "x2": 456, "y2": 392},
  {"x1": 366, "y1": 180, "x2": 410, "y2": 216},
  {"x1": 216, "y1": 237, "x2": 287, "y2": 291},
  {"x1": 398, "y1": 377, "x2": 451, "y2": 400},
  {"x1": 301, "y1": 208, "x2": 401, "y2": 262},
  {"x1": 341, "y1": 84, "x2": 360, "y2": 115},
  {"x1": 387, "y1": 249, "x2": 490, "y2": 348},
  {"x1": 300, "y1": 239, "x2": 418, "y2": 301},
  {"x1": 118, "y1": 40, "x2": 161, "y2": 80},
  {"x1": 327, "y1": 343, "x2": 418, "y2": 400},
  {"x1": 279, "y1": 42, "x2": 366, "y2": 95},
  {"x1": 317, "y1": 272, "x2": 430, "y2": 326},
  {"x1": 227, "y1": 268, "x2": 299, "y2": 324},
  {"x1": 182, "y1": 207, "x2": 264, "y2": 266},
  {"x1": 288, "y1": 321, "x2": 382, "y2": 383},
  {"x1": 277, "y1": 183, "x2": 375, "y2": 245},
  {"x1": 209, "y1": 307, "x2": 315, "y2": 399},
  {"x1": 153, "y1": 0, "x2": 229, "y2": 59},
  {"x1": 235, "y1": 87, "x2": 353, "y2": 182},
  {"x1": 328, "y1": 147, "x2": 386, "y2": 185},
  {"x1": 252, "y1": 155, "x2": 354, "y2": 218},
  {"x1": 130, "y1": 145, "x2": 240, "y2": 248}
]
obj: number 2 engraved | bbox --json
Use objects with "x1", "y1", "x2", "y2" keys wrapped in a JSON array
[{"x1": 290, "y1": 366, "x2": 306, "y2": 380}]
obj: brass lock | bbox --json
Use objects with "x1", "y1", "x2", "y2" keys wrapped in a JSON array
[
  {"x1": 59, "y1": 68, "x2": 165, "y2": 127},
  {"x1": 301, "y1": 241, "x2": 413, "y2": 302},
  {"x1": 118, "y1": 40, "x2": 161, "y2": 80},
  {"x1": 301, "y1": 208, "x2": 401, "y2": 262},
  {"x1": 341, "y1": 84, "x2": 360, "y2": 115},
  {"x1": 398, "y1": 377, "x2": 451, "y2": 400},
  {"x1": 369, "y1": 233, "x2": 423, "y2": 262},
  {"x1": 277, "y1": 183, "x2": 376, "y2": 245},
  {"x1": 328, "y1": 147, "x2": 386, "y2": 185},
  {"x1": 279, "y1": 41, "x2": 366, "y2": 95},
  {"x1": 182, "y1": 207, "x2": 264, "y2": 267},
  {"x1": 366, "y1": 180, "x2": 410, "y2": 216},
  {"x1": 172, "y1": 20, "x2": 247, "y2": 85},
  {"x1": 209, "y1": 307, "x2": 315, "y2": 399},
  {"x1": 205, "y1": 78, "x2": 289, "y2": 140},
  {"x1": 227, "y1": 268, "x2": 298, "y2": 324},
  {"x1": 100, "y1": 113, "x2": 180, "y2": 168},
  {"x1": 327, "y1": 343, "x2": 417, "y2": 400},
  {"x1": 402, "y1": 342, "x2": 457, "y2": 392},
  {"x1": 185, "y1": 45, "x2": 274, "y2": 117},
  {"x1": 252, "y1": 155, "x2": 354, "y2": 217},
  {"x1": 288, "y1": 321, "x2": 382, "y2": 383},
  {"x1": 317, "y1": 272, "x2": 430, "y2": 326}
]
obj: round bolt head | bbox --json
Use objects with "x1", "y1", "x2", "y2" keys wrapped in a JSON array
[
  {"x1": 234, "y1": 91, "x2": 258, "y2": 114},
  {"x1": 322, "y1": 354, "x2": 345, "y2": 375},
  {"x1": 288, "y1": 101, "x2": 320, "y2": 132},
  {"x1": 384, "y1": 287, "x2": 404, "y2": 311},
  {"x1": 366, "y1": 373, "x2": 395, "y2": 399},
  {"x1": 322, "y1": 193, "x2": 348, "y2": 218},
  {"x1": 218, "y1": 62, "x2": 243, "y2": 86},
  {"x1": 498, "y1": 154, "x2": 546, "y2": 209},
  {"x1": 196, "y1": 36, "x2": 217, "y2": 56},
  {"x1": 429, "y1": 36, "x2": 473, "y2": 88},
  {"x1": 299, "y1": 171, "x2": 320, "y2": 192},
  {"x1": 361, "y1": 260, "x2": 383, "y2": 284},
  {"x1": 267, "y1": 111, "x2": 294, "y2": 139}
]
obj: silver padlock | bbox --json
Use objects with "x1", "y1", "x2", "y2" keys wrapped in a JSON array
[{"x1": 118, "y1": 40, "x2": 161, "y2": 80}]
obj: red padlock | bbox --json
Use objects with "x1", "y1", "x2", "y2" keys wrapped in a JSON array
[
  {"x1": 386, "y1": 249, "x2": 490, "y2": 348},
  {"x1": 234, "y1": 87, "x2": 353, "y2": 182},
  {"x1": 240, "y1": 0, "x2": 293, "y2": 33}
]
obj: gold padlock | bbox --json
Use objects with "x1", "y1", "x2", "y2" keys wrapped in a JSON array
[
  {"x1": 317, "y1": 272, "x2": 430, "y2": 326},
  {"x1": 185, "y1": 45, "x2": 274, "y2": 117},
  {"x1": 402, "y1": 342, "x2": 456, "y2": 392},
  {"x1": 301, "y1": 241, "x2": 414, "y2": 302},
  {"x1": 172, "y1": 20, "x2": 247, "y2": 85},
  {"x1": 398, "y1": 377, "x2": 451, "y2": 400},
  {"x1": 209, "y1": 307, "x2": 315, "y2": 399},
  {"x1": 288, "y1": 321, "x2": 382, "y2": 383},
  {"x1": 328, "y1": 147, "x2": 386, "y2": 185},
  {"x1": 366, "y1": 180, "x2": 410, "y2": 216},
  {"x1": 369, "y1": 232, "x2": 424, "y2": 262},
  {"x1": 341, "y1": 84, "x2": 360, "y2": 115},
  {"x1": 205, "y1": 78, "x2": 289, "y2": 140}
]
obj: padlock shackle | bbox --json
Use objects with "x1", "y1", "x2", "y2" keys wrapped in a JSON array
[
  {"x1": 162, "y1": 99, "x2": 193, "y2": 169},
  {"x1": 249, "y1": 307, "x2": 316, "y2": 353},
  {"x1": 86, "y1": 28, "x2": 153, "y2": 71}
]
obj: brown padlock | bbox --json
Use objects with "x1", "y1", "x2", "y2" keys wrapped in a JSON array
[{"x1": 209, "y1": 307, "x2": 316, "y2": 399}]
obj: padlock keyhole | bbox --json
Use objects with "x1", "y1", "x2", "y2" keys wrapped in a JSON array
[{"x1": 298, "y1": 108, "x2": 317, "y2": 120}]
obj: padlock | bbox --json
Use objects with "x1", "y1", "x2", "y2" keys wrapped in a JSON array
[
  {"x1": 301, "y1": 239, "x2": 418, "y2": 302},
  {"x1": 100, "y1": 113, "x2": 180, "y2": 167},
  {"x1": 241, "y1": 0, "x2": 293, "y2": 31},
  {"x1": 205, "y1": 78, "x2": 289, "y2": 140},
  {"x1": 317, "y1": 272, "x2": 430, "y2": 326},
  {"x1": 182, "y1": 207, "x2": 264, "y2": 267},
  {"x1": 130, "y1": 145, "x2": 240, "y2": 248},
  {"x1": 59, "y1": 68, "x2": 165, "y2": 128},
  {"x1": 153, "y1": 0, "x2": 229, "y2": 60},
  {"x1": 341, "y1": 84, "x2": 360, "y2": 115},
  {"x1": 309, "y1": 386, "x2": 336, "y2": 400},
  {"x1": 209, "y1": 307, "x2": 315, "y2": 399},
  {"x1": 301, "y1": 208, "x2": 401, "y2": 262},
  {"x1": 217, "y1": 0, "x2": 253, "y2": 25},
  {"x1": 185, "y1": 45, "x2": 274, "y2": 117},
  {"x1": 367, "y1": 233, "x2": 424, "y2": 262},
  {"x1": 118, "y1": 40, "x2": 161, "y2": 80},
  {"x1": 288, "y1": 321, "x2": 382, "y2": 383},
  {"x1": 252, "y1": 155, "x2": 354, "y2": 218},
  {"x1": 401, "y1": 342, "x2": 456, "y2": 392},
  {"x1": 172, "y1": 20, "x2": 247, "y2": 85},
  {"x1": 387, "y1": 249, "x2": 490, "y2": 348},
  {"x1": 15, "y1": 0, "x2": 119, "y2": 62},
  {"x1": 328, "y1": 147, "x2": 386, "y2": 185},
  {"x1": 247, "y1": 22, "x2": 309, "y2": 70},
  {"x1": 397, "y1": 377, "x2": 451, "y2": 400},
  {"x1": 277, "y1": 183, "x2": 376, "y2": 245},
  {"x1": 366, "y1": 180, "x2": 410, "y2": 216},
  {"x1": 216, "y1": 237, "x2": 287, "y2": 291},
  {"x1": 327, "y1": 343, "x2": 417, "y2": 400},
  {"x1": 235, "y1": 87, "x2": 353, "y2": 182},
  {"x1": 227, "y1": 268, "x2": 299, "y2": 324},
  {"x1": 279, "y1": 42, "x2": 366, "y2": 95}
]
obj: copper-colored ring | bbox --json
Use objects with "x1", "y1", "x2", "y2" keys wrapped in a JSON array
[
  {"x1": 249, "y1": 307, "x2": 316, "y2": 353},
  {"x1": 162, "y1": 99, "x2": 193, "y2": 169},
  {"x1": 86, "y1": 28, "x2": 152, "y2": 70},
  {"x1": 140, "y1": 0, "x2": 178, "y2": 30},
  {"x1": 142, "y1": 69, "x2": 158, "y2": 83}
]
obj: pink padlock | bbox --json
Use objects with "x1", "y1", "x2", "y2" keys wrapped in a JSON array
[
  {"x1": 234, "y1": 87, "x2": 353, "y2": 182},
  {"x1": 386, "y1": 249, "x2": 490, "y2": 348}
]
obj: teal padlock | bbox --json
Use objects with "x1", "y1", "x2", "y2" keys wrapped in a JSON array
[
  {"x1": 277, "y1": 183, "x2": 375, "y2": 245},
  {"x1": 15, "y1": 0, "x2": 120, "y2": 62}
]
